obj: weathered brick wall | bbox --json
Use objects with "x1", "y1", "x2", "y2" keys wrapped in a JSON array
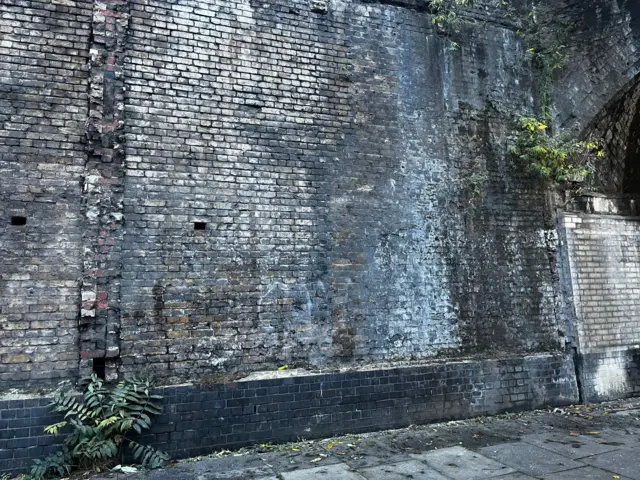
[
  {"x1": 0, "y1": 0, "x2": 636, "y2": 398},
  {"x1": 0, "y1": 353, "x2": 577, "y2": 476},
  {"x1": 564, "y1": 213, "x2": 640, "y2": 351},
  {"x1": 548, "y1": 1, "x2": 640, "y2": 401},
  {"x1": 120, "y1": 0, "x2": 351, "y2": 380},
  {"x1": 0, "y1": 0, "x2": 93, "y2": 387},
  {"x1": 561, "y1": 199, "x2": 640, "y2": 401},
  {"x1": 3, "y1": 0, "x2": 639, "y2": 473},
  {"x1": 550, "y1": 0, "x2": 640, "y2": 133},
  {"x1": 117, "y1": 0, "x2": 563, "y2": 383},
  {"x1": 586, "y1": 81, "x2": 640, "y2": 194},
  {"x1": 79, "y1": 0, "x2": 129, "y2": 381}
]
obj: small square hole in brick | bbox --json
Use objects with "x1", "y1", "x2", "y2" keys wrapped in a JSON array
[
  {"x1": 92, "y1": 357, "x2": 106, "y2": 380},
  {"x1": 11, "y1": 216, "x2": 26, "y2": 226},
  {"x1": 194, "y1": 222, "x2": 206, "y2": 230}
]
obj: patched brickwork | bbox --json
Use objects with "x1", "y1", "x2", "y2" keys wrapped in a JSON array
[
  {"x1": 563, "y1": 213, "x2": 640, "y2": 352},
  {"x1": 80, "y1": 0, "x2": 130, "y2": 380},
  {"x1": 0, "y1": 0, "x2": 93, "y2": 387}
]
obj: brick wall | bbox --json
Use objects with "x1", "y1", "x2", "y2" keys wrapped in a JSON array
[
  {"x1": 562, "y1": 205, "x2": 640, "y2": 401},
  {"x1": 0, "y1": 0, "x2": 93, "y2": 387},
  {"x1": 0, "y1": 397, "x2": 63, "y2": 476},
  {"x1": 585, "y1": 79, "x2": 640, "y2": 194},
  {"x1": 4, "y1": 0, "x2": 640, "y2": 473},
  {"x1": 550, "y1": 0, "x2": 640, "y2": 132},
  {"x1": 116, "y1": 0, "x2": 564, "y2": 384},
  {"x1": 120, "y1": 0, "x2": 351, "y2": 381},
  {"x1": 0, "y1": 354, "x2": 577, "y2": 476}
]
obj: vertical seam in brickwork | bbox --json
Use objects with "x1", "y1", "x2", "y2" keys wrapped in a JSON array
[
  {"x1": 556, "y1": 212, "x2": 584, "y2": 402},
  {"x1": 80, "y1": 0, "x2": 130, "y2": 380}
]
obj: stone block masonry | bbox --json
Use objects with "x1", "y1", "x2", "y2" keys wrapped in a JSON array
[{"x1": 0, "y1": 354, "x2": 578, "y2": 476}]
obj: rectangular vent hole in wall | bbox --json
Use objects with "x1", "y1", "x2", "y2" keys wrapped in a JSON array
[
  {"x1": 194, "y1": 222, "x2": 206, "y2": 230},
  {"x1": 11, "y1": 216, "x2": 26, "y2": 226},
  {"x1": 92, "y1": 357, "x2": 106, "y2": 379}
]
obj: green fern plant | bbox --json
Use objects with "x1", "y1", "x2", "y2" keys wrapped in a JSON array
[{"x1": 31, "y1": 374, "x2": 168, "y2": 479}]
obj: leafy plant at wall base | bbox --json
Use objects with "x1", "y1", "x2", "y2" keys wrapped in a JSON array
[
  {"x1": 511, "y1": 117, "x2": 603, "y2": 186},
  {"x1": 31, "y1": 374, "x2": 168, "y2": 479}
]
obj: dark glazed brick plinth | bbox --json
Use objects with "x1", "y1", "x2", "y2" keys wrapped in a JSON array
[{"x1": 0, "y1": 354, "x2": 577, "y2": 475}]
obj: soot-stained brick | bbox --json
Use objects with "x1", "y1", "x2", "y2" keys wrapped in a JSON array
[
  {"x1": 0, "y1": 0, "x2": 93, "y2": 388},
  {"x1": 117, "y1": 0, "x2": 567, "y2": 384},
  {"x1": 3, "y1": 0, "x2": 640, "y2": 396}
]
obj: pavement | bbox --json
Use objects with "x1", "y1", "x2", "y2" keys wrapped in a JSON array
[{"x1": 100, "y1": 399, "x2": 640, "y2": 480}]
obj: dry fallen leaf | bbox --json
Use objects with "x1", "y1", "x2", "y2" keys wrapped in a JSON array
[{"x1": 310, "y1": 457, "x2": 322, "y2": 463}]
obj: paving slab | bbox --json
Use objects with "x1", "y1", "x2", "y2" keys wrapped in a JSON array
[
  {"x1": 541, "y1": 465, "x2": 633, "y2": 480},
  {"x1": 492, "y1": 474, "x2": 537, "y2": 479},
  {"x1": 411, "y1": 446, "x2": 515, "y2": 479},
  {"x1": 280, "y1": 463, "x2": 366, "y2": 480},
  {"x1": 579, "y1": 428, "x2": 640, "y2": 449},
  {"x1": 478, "y1": 442, "x2": 582, "y2": 477},
  {"x1": 141, "y1": 459, "x2": 275, "y2": 480},
  {"x1": 520, "y1": 432, "x2": 622, "y2": 459},
  {"x1": 358, "y1": 459, "x2": 448, "y2": 480},
  {"x1": 341, "y1": 438, "x2": 412, "y2": 470},
  {"x1": 582, "y1": 449, "x2": 640, "y2": 479}
]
